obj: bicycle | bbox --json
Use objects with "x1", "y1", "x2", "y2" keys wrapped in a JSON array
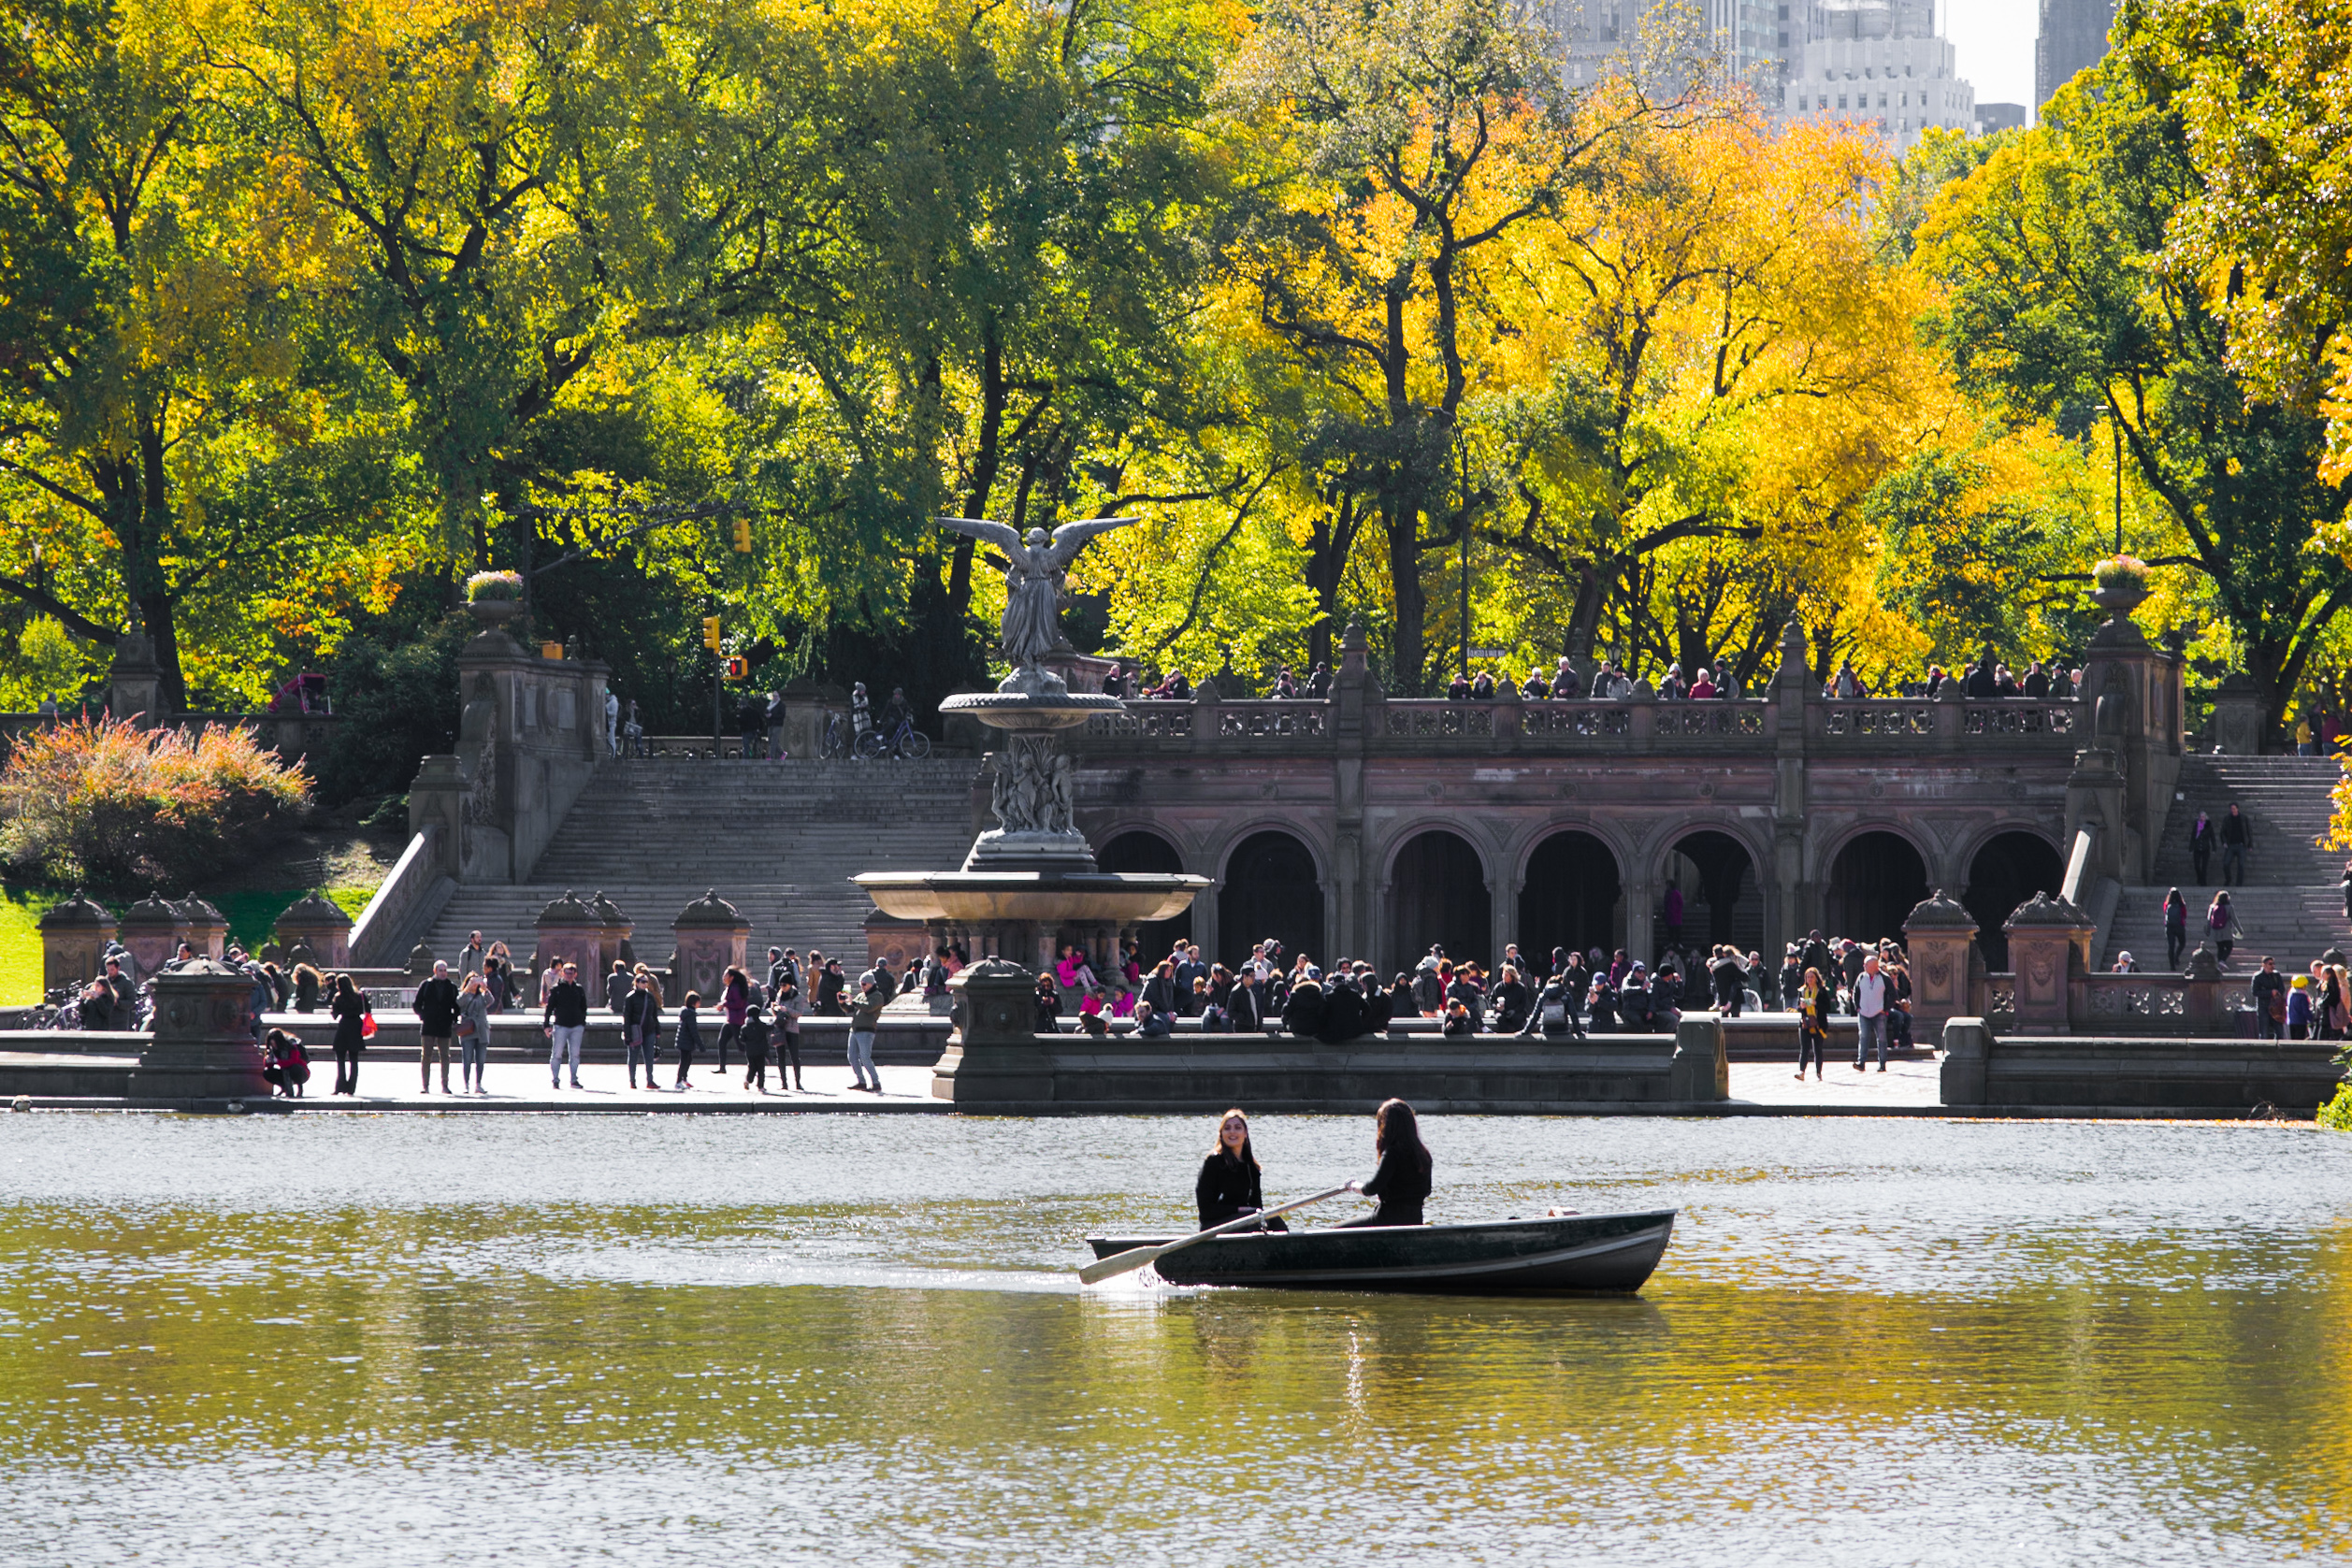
[
  {"x1": 820, "y1": 712, "x2": 851, "y2": 760},
  {"x1": 857, "y1": 715, "x2": 932, "y2": 761}
]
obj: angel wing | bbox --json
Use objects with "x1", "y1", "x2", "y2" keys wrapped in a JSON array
[
  {"x1": 1045, "y1": 515, "x2": 1137, "y2": 568},
  {"x1": 937, "y1": 516, "x2": 1025, "y2": 554}
]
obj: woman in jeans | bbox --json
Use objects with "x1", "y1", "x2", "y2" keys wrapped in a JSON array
[{"x1": 455, "y1": 972, "x2": 494, "y2": 1095}]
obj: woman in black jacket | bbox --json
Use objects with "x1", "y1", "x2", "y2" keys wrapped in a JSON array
[
  {"x1": 329, "y1": 973, "x2": 371, "y2": 1096},
  {"x1": 1338, "y1": 1099, "x2": 1432, "y2": 1227},
  {"x1": 1195, "y1": 1109, "x2": 1285, "y2": 1230}
]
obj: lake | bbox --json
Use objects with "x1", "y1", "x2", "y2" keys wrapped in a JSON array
[{"x1": 1, "y1": 1112, "x2": 2345, "y2": 1565}]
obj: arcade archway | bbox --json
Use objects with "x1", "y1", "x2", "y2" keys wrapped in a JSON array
[
  {"x1": 1217, "y1": 831, "x2": 1323, "y2": 971},
  {"x1": 1962, "y1": 830, "x2": 2065, "y2": 971},
  {"x1": 1657, "y1": 830, "x2": 1763, "y2": 958},
  {"x1": 1098, "y1": 829, "x2": 1192, "y2": 960},
  {"x1": 1392, "y1": 829, "x2": 1491, "y2": 972},
  {"x1": 1824, "y1": 831, "x2": 1932, "y2": 951},
  {"x1": 1518, "y1": 831, "x2": 1622, "y2": 969}
]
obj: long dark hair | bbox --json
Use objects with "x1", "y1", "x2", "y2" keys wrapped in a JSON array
[
  {"x1": 1211, "y1": 1107, "x2": 1258, "y2": 1171},
  {"x1": 1374, "y1": 1098, "x2": 1430, "y2": 1173}
]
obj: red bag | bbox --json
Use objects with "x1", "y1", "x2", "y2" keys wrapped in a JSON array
[{"x1": 360, "y1": 1013, "x2": 377, "y2": 1040}]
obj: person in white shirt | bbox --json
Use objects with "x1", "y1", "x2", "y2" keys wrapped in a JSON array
[{"x1": 1853, "y1": 955, "x2": 1890, "y2": 1072}]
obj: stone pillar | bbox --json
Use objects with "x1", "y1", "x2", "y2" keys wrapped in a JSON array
[
  {"x1": 1939, "y1": 1016, "x2": 1991, "y2": 1107},
  {"x1": 670, "y1": 890, "x2": 750, "y2": 1004},
  {"x1": 38, "y1": 892, "x2": 116, "y2": 994},
  {"x1": 407, "y1": 754, "x2": 469, "y2": 879},
  {"x1": 2002, "y1": 891, "x2": 2095, "y2": 1036},
  {"x1": 2181, "y1": 944, "x2": 2226, "y2": 1032},
  {"x1": 1901, "y1": 888, "x2": 1979, "y2": 1044},
  {"x1": 1668, "y1": 1014, "x2": 1729, "y2": 1100},
  {"x1": 1489, "y1": 870, "x2": 1521, "y2": 978},
  {"x1": 2208, "y1": 672, "x2": 2261, "y2": 755},
  {"x1": 933, "y1": 955, "x2": 1051, "y2": 1104},
  {"x1": 108, "y1": 628, "x2": 164, "y2": 725},
  {"x1": 590, "y1": 891, "x2": 635, "y2": 969},
  {"x1": 532, "y1": 890, "x2": 604, "y2": 989},
  {"x1": 119, "y1": 892, "x2": 189, "y2": 981},
  {"x1": 1623, "y1": 870, "x2": 1655, "y2": 967},
  {"x1": 177, "y1": 893, "x2": 227, "y2": 960},
  {"x1": 128, "y1": 959, "x2": 271, "y2": 1105},
  {"x1": 273, "y1": 891, "x2": 353, "y2": 971}
]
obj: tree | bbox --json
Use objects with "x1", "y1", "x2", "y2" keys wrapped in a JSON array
[
  {"x1": 0, "y1": 0, "x2": 400, "y2": 707},
  {"x1": 1916, "y1": 52, "x2": 2352, "y2": 730}
]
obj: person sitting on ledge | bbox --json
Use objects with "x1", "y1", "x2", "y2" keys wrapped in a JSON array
[
  {"x1": 1586, "y1": 977, "x2": 1618, "y2": 1033},
  {"x1": 1447, "y1": 671, "x2": 1472, "y2": 700},
  {"x1": 1338, "y1": 1100, "x2": 1432, "y2": 1228},
  {"x1": 1033, "y1": 973, "x2": 1062, "y2": 1033},
  {"x1": 1136, "y1": 1000, "x2": 1173, "y2": 1038},
  {"x1": 1197, "y1": 1109, "x2": 1286, "y2": 1231},
  {"x1": 1280, "y1": 971, "x2": 1325, "y2": 1039}
]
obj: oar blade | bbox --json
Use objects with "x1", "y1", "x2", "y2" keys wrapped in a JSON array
[{"x1": 1077, "y1": 1244, "x2": 1164, "y2": 1286}]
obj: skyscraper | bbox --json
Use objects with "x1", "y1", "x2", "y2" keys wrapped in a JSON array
[
  {"x1": 2035, "y1": 0, "x2": 2116, "y2": 108},
  {"x1": 1780, "y1": 0, "x2": 1975, "y2": 153}
]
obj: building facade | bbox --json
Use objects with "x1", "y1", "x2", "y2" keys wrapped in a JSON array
[
  {"x1": 2036, "y1": 0, "x2": 2116, "y2": 108},
  {"x1": 1780, "y1": 0, "x2": 1973, "y2": 151}
]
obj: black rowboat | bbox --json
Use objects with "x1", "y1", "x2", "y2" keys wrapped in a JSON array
[{"x1": 1085, "y1": 1209, "x2": 1676, "y2": 1295}]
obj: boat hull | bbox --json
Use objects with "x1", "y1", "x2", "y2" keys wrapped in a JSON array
[{"x1": 1086, "y1": 1209, "x2": 1676, "y2": 1295}]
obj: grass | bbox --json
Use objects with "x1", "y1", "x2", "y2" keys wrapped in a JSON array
[{"x1": 1, "y1": 881, "x2": 383, "y2": 1005}]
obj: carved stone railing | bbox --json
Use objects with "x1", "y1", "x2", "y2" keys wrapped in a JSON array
[
  {"x1": 1965, "y1": 702, "x2": 2074, "y2": 737},
  {"x1": 1517, "y1": 703, "x2": 1633, "y2": 738},
  {"x1": 1085, "y1": 707, "x2": 1192, "y2": 741},
  {"x1": 1218, "y1": 702, "x2": 1328, "y2": 741},
  {"x1": 1821, "y1": 703, "x2": 1935, "y2": 738},
  {"x1": 1383, "y1": 701, "x2": 1495, "y2": 739}
]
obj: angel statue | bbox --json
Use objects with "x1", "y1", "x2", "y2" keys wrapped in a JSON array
[{"x1": 939, "y1": 515, "x2": 1136, "y2": 680}]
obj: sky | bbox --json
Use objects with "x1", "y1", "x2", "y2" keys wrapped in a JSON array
[{"x1": 1941, "y1": 0, "x2": 2045, "y2": 111}]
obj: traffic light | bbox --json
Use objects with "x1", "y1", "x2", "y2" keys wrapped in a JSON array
[
  {"x1": 701, "y1": 615, "x2": 721, "y2": 652},
  {"x1": 732, "y1": 518, "x2": 752, "y2": 554},
  {"x1": 725, "y1": 655, "x2": 748, "y2": 680}
]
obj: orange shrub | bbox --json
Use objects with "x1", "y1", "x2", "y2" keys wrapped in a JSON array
[{"x1": 0, "y1": 715, "x2": 312, "y2": 887}]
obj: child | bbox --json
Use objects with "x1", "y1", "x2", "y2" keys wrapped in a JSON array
[
  {"x1": 2287, "y1": 973, "x2": 2313, "y2": 1040},
  {"x1": 741, "y1": 1002, "x2": 772, "y2": 1092},
  {"x1": 673, "y1": 991, "x2": 702, "y2": 1090}
]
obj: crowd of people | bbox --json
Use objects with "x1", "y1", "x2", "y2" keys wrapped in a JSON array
[{"x1": 1091, "y1": 645, "x2": 2079, "y2": 706}]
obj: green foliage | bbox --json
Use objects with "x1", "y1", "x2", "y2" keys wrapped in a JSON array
[
  {"x1": 0, "y1": 715, "x2": 313, "y2": 888},
  {"x1": 313, "y1": 612, "x2": 473, "y2": 807},
  {"x1": 2318, "y1": 1081, "x2": 2352, "y2": 1132},
  {"x1": 465, "y1": 573, "x2": 523, "y2": 603}
]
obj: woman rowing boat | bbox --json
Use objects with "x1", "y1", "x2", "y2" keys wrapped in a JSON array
[
  {"x1": 1196, "y1": 1108, "x2": 1287, "y2": 1231},
  {"x1": 1337, "y1": 1098, "x2": 1432, "y2": 1227}
]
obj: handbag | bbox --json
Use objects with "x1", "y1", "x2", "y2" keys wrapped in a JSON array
[
  {"x1": 359, "y1": 1011, "x2": 377, "y2": 1040},
  {"x1": 455, "y1": 1015, "x2": 476, "y2": 1039}
]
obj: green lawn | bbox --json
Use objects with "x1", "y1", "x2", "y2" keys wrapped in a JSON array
[{"x1": 2, "y1": 883, "x2": 380, "y2": 1004}]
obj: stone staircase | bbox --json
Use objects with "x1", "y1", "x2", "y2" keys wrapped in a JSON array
[
  {"x1": 418, "y1": 758, "x2": 982, "y2": 969},
  {"x1": 2104, "y1": 755, "x2": 2347, "y2": 972}
]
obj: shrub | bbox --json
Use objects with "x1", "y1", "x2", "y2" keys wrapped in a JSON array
[
  {"x1": 465, "y1": 570, "x2": 524, "y2": 603},
  {"x1": 2321, "y1": 1081, "x2": 2352, "y2": 1132},
  {"x1": 0, "y1": 715, "x2": 312, "y2": 887},
  {"x1": 2092, "y1": 554, "x2": 2149, "y2": 589}
]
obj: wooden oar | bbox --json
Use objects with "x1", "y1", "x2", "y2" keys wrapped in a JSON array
[{"x1": 1077, "y1": 1185, "x2": 1355, "y2": 1285}]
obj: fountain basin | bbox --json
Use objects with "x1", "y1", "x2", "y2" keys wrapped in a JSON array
[
  {"x1": 940, "y1": 691, "x2": 1122, "y2": 733},
  {"x1": 854, "y1": 871, "x2": 1207, "y2": 927}
]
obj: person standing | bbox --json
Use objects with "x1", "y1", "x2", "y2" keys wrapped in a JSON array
[
  {"x1": 413, "y1": 959, "x2": 460, "y2": 1096},
  {"x1": 1710, "y1": 945, "x2": 1746, "y2": 1017},
  {"x1": 2219, "y1": 804, "x2": 2252, "y2": 885},
  {"x1": 604, "y1": 959, "x2": 631, "y2": 1016},
  {"x1": 541, "y1": 961, "x2": 588, "y2": 1089},
  {"x1": 604, "y1": 688, "x2": 621, "y2": 756},
  {"x1": 2206, "y1": 891, "x2": 2240, "y2": 965},
  {"x1": 2157, "y1": 887, "x2": 2189, "y2": 970},
  {"x1": 622, "y1": 971, "x2": 663, "y2": 1089},
  {"x1": 741, "y1": 1003, "x2": 772, "y2": 1092},
  {"x1": 455, "y1": 972, "x2": 493, "y2": 1095},
  {"x1": 2250, "y1": 957, "x2": 2287, "y2": 1041},
  {"x1": 772, "y1": 958, "x2": 804, "y2": 1090},
  {"x1": 2188, "y1": 810, "x2": 2215, "y2": 885},
  {"x1": 765, "y1": 690, "x2": 788, "y2": 763},
  {"x1": 1852, "y1": 955, "x2": 1890, "y2": 1072},
  {"x1": 2341, "y1": 858, "x2": 2352, "y2": 923},
  {"x1": 673, "y1": 991, "x2": 703, "y2": 1089},
  {"x1": 460, "y1": 931, "x2": 486, "y2": 980},
  {"x1": 716, "y1": 965, "x2": 751, "y2": 1074},
  {"x1": 329, "y1": 974, "x2": 371, "y2": 1096},
  {"x1": 846, "y1": 977, "x2": 886, "y2": 1093},
  {"x1": 1795, "y1": 966, "x2": 1830, "y2": 1080}
]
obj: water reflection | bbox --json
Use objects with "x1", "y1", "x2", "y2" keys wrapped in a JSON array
[{"x1": 0, "y1": 1114, "x2": 2345, "y2": 1564}]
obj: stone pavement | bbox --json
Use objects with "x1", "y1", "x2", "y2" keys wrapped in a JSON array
[{"x1": 1725, "y1": 1055, "x2": 1945, "y2": 1113}]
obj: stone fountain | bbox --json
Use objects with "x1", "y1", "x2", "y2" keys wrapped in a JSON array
[{"x1": 854, "y1": 516, "x2": 1206, "y2": 972}]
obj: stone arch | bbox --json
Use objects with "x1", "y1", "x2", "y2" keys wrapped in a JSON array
[
  {"x1": 1517, "y1": 828, "x2": 1623, "y2": 969},
  {"x1": 1217, "y1": 829, "x2": 1325, "y2": 971},
  {"x1": 1655, "y1": 827, "x2": 1764, "y2": 958},
  {"x1": 1097, "y1": 828, "x2": 1192, "y2": 956},
  {"x1": 1387, "y1": 827, "x2": 1491, "y2": 973},
  {"x1": 1823, "y1": 826, "x2": 1933, "y2": 950},
  {"x1": 1959, "y1": 827, "x2": 2066, "y2": 971}
]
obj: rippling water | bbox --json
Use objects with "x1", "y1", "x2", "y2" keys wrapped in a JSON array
[{"x1": 1, "y1": 1113, "x2": 2346, "y2": 1565}]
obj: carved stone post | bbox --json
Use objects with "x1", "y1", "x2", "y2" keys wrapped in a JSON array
[
  {"x1": 177, "y1": 893, "x2": 228, "y2": 959},
  {"x1": 2181, "y1": 944, "x2": 2226, "y2": 1033},
  {"x1": 273, "y1": 891, "x2": 353, "y2": 971},
  {"x1": 591, "y1": 891, "x2": 635, "y2": 969},
  {"x1": 671, "y1": 891, "x2": 750, "y2": 1004},
  {"x1": 119, "y1": 893, "x2": 190, "y2": 981},
  {"x1": 2003, "y1": 891, "x2": 2095, "y2": 1035},
  {"x1": 932, "y1": 956, "x2": 1054, "y2": 1105},
  {"x1": 38, "y1": 892, "x2": 115, "y2": 994},
  {"x1": 129, "y1": 959, "x2": 272, "y2": 1105},
  {"x1": 1901, "y1": 889, "x2": 1979, "y2": 1045},
  {"x1": 531, "y1": 890, "x2": 604, "y2": 991}
]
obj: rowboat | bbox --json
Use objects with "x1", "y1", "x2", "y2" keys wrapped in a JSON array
[{"x1": 1084, "y1": 1208, "x2": 1676, "y2": 1295}]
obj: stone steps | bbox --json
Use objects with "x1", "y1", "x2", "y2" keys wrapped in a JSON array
[
  {"x1": 2149, "y1": 755, "x2": 2340, "y2": 885},
  {"x1": 2101, "y1": 884, "x2": 2348, "y2": 973}
]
